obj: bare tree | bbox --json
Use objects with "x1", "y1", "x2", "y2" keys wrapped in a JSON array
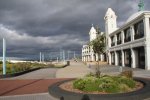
[{"x1": 89, "y1": 27, "x2": 106, "y2": 77}]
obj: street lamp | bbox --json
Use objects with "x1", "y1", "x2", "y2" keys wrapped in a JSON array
[{"x1": 3, "y1": 38, "x2": 6, "y2": 75}]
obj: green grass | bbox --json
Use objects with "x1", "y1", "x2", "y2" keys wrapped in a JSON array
[
  {"x1": 0, "y1": 62, "x2": 66, "y2": 75},
  {"x1": 73, "y1": 75, "x2": 136, "y2": 93}
]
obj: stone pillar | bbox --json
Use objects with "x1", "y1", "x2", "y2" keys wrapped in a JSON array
[
  {"x1": 91, "y1": 53, "x2": 93, "y2": 61},
  {"x1": 108, "y1": 52, "x2": 111, "y2": 65},
  {"x1": 131, "y1": 48, "x2": 136, "y2": 68},
  {"x1": 87, "y1": 55, "x2": 89, "y2": 61},
  {"x1": 121, "y1": 50, "x2": 125, "y2": 67},
  {"x1": 86, "y1": 56, "x2": 88, "y2": 62},
  {"x1": 144, "y1": 17, "x2": 150, "y2": 70},
  {"x1": 121, "y1": 31, "x2": 124, "y2": 44},
  {"x1": 130, "y1": 26, "x2": 135, "y2": 41},
  {"x1": 144, "y1": 17, "x2": 150, "y2": 38},
  {"x1": 89, "y1": 55, "x2": 91, "y2": 62},
  {"x1": 98, "y1": 54, "x2": 100, "y2": 61},
  {"x1": 145, "y1": 46, "x2": 150, "y2": 70},
  {"x1": 100, "y1": 54, "x2": 104, "y2": 61},
  {"x1": 115, "y1": 35, "x2": 117, "y2": 46},
  {"x1": 108, "y1": 37, "x2": 111, "y2": 48},
  {"x1": 115, "y1": 51, "x2": 118, "y2": 66},
  {"x1": 96, "y1": 53, "x2": 99, "y2": 61}
]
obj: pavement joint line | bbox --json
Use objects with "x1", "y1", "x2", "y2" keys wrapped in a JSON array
[
  {"x1": 0, "y1": 79, "x2": 44, "y2": 96},
  {"x1": 0, "y1": 93, "x2": 49, "y2": 98}
]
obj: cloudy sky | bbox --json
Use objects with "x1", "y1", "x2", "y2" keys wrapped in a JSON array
[{"x1": 0, "y1": 0, "x2": 149, "y2": 60}]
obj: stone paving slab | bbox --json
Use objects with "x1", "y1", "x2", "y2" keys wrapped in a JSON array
[
  {"x1": 0, "y1": 79, "x2": 68, "y2": 96},
  {"x1": 56, "y1": 61, "x2": 90, "y2": 78},
  {"x1": 56, "y1": 61, "x2": 149, "y2": 78},
  {"x1": 0, "y1": 93, "x2": 58, "y2": 100}
]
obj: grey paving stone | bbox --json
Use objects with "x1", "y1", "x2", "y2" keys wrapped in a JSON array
[{"x1": 0, "y1": 93, "x2": 58, "y2": 100}]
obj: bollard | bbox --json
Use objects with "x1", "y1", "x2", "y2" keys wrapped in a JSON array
[{"x1": 119, "y1": 66, "x2": 123, "y2": 72}]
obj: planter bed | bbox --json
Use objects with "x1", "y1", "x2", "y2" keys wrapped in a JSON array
[{"x1": 48, "y1": 78, "x2": 150, "y2": 100}]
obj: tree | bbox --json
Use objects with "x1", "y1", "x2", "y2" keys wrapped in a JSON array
[{"x1": 89, "y1": 27, "x2": 106, "y2": 77}]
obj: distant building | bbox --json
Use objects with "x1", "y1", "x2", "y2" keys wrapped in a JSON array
[
  {"x1": 82, "y1": 25, "x2": 106, "y2": 62},
  {"x1": 104, "y1": 0, "x2": 150, "y2": 70}
]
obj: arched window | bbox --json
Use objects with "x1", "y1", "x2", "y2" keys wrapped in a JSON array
[
  {"x1": 124, "y1": 28, "x2": 131, "y2": 42},
  {"x1": 134, "y1": 20, "x2": 144, "y2": 39}
]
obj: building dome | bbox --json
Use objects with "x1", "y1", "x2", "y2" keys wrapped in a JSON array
[{"x1": 126, "y1": 11, "x2": 150, "y2": 23}]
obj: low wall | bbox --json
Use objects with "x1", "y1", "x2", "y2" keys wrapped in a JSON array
[
  {"x1": 48, "y1": 77, "x2": 150, "y2": 100},
  {"x1": 0, "y1": 67, "x2": 40, "y2": 78}
]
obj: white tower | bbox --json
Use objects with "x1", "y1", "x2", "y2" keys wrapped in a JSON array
[
  {"x1": 104, "y1": 8, "x2": 117, "y2": 34},
  {"x1": 89, "y1": 24, "x2": 97, "y2": 42},
  {"x1": 104, "y1": 8, "x2": 117, "y2": 64},
  {"x1": 104, "y1": 8, "x2": 117, "y2": 48}
]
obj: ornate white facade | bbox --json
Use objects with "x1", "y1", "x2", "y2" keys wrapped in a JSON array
[
  {"x1": 104, "y1": 8, "x2": 150, "y2": 70},
  {"x1": 82, "y1": 25, "x2": 105, "y2": 62}
]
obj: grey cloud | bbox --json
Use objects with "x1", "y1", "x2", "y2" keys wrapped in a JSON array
[{"x1": 0, "y1": 0, "x2": 150, "y2": 59}]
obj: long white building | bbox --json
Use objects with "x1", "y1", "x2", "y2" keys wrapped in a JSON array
[{"x1": 104, "y1": 2, "x2": 150, "y2": 70}]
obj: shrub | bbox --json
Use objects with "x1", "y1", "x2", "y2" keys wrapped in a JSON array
[
  {"x1": 120, "y1": 70, "x2": 133, "y2": 78},
  {"x1": 85, "y1": 72, "x2": 95, "y2": 77},
  {"x1": 73, "y1": 79, "x2": 86, "y2": 90},
  {"x1": 73, "y1": 75, "x2": 136, "y2": 93},
  {"x1": 73, "y1": 76, "x2": 98, "y2": 91}
]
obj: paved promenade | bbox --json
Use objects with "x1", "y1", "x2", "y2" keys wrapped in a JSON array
[
  {"x1": 0, "y1": 61, "x2": 150, "y2": 100},
  {"x1": 0, "y1": 93, "x2": 58, "y2": 100},
  {"x1": 56, "y1": 61, "x2": 90, "y2": 78},
  {"x1": 56, "y1": 61, "x2": 150, "y2": 78}
]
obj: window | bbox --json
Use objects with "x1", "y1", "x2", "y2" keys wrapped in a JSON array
[
  {"x1": 111, "y1": 52, "x2": 115, "y2": 65},
  {"x1": 124, "y1": 49, "x2": 131, "y2": 67},
  {"x1": 134, "y1": 20, "x2": 144, "y2": 39},
  {"x1": 124, "y1": 28, "x2": 131, "y2": 42},
  {"x1": 117, "y1": 32, "x2": 121, "y2": 45},
  {"x1": 111, "y1": 36, "x2": 115, "y2": 46}
]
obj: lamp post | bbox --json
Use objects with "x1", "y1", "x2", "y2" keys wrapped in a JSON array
[
  {"x1": 63, "y1": 50, "x2": 65, "y2": 61},
  {"x1": 42, "y1": 53, "x2": 44, "y2": 62},
  {"x1": 68, "y1": 50, "x2": 70, "y2": 60},
  {"x1": 3, "y1": 38, "x2": 6, "y2": 75},
  {"x1": 40, "y1": 52, "x2": 42, "y2": 63},
  {"x1": 74, "y1": 51, "x2": 76, "y2": 59}
]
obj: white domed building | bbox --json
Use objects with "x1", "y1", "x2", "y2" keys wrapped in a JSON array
[{"x1": 104, "y1": 0, "x2": 150, "y2": 70}]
